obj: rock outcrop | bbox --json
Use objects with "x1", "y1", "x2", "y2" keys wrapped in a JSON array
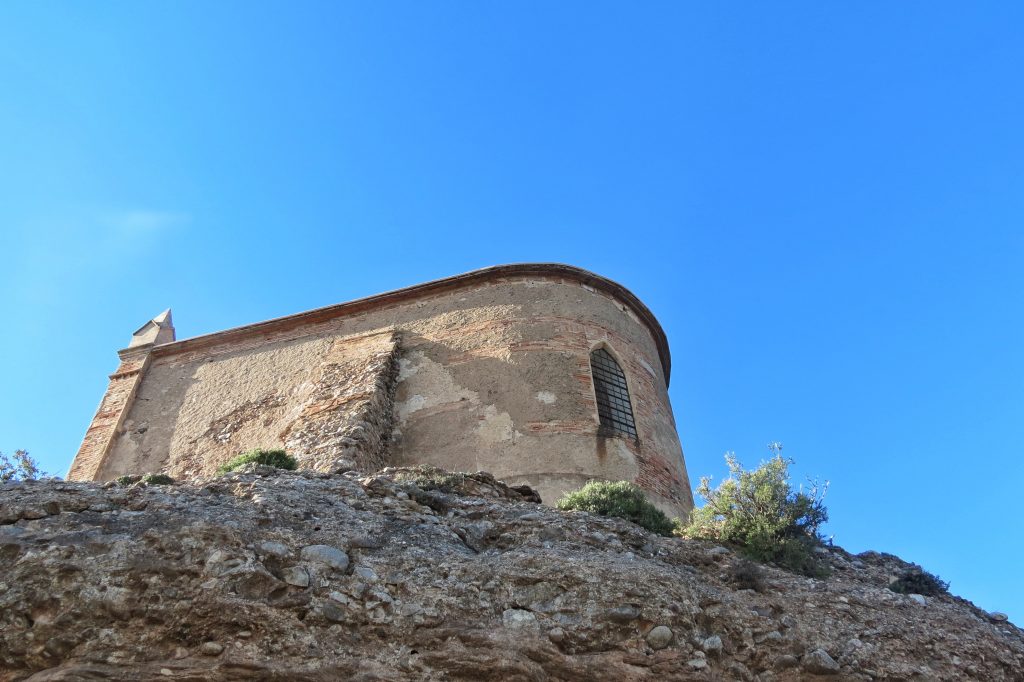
[{"x1": 1, "y1": 467, "x2": 1021, "y2": 680}]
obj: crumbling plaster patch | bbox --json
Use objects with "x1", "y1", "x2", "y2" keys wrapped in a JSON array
[
  {"x1": 476, "y1": 405, "x2": 519, "y2": 443},
  {"x1": 396, "y1": 350, "x2": 477, "y2": 422},
  {"x1": 396, "y1": 350, "x2": 521, "y2": 445}
]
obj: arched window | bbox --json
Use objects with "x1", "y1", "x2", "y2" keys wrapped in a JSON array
[{"x1": 590, "y1": 347, "x2": 637, "y2": 438}]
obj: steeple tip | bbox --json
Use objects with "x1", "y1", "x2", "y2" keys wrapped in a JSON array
[
  {"x1": 128, "y1": 309, "x2": 176, "y2": 348},
  {"x1": 152, "y1": 308, "x2": 173, "y2": 327}
]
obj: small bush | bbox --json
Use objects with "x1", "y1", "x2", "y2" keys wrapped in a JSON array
[
  {"x1": 218, "y1": 449, "x2": 297, "y2": 474},
  {"x1": 116, "y1": 475, "x2": 142, "y2": 487},
  {"x1": 556, "y1": 480, "x2": 676, "y2": 536},
  {"x1": 1, "y1": 450, "x2": 45, "y2": 482},
  {"x1": 141, "y1": 473, "x2": 175, "y2": 486},
  {"x1": 395, "y1": 465, "x2": 467, "y2": 493},
  {"x1": 728, "y1": 558, "x2": 766, "y2": 592},
  {"x1": 889, "y1": 567, "x2": 949, "y2": 596},
  {"x1": 682, "y1": 443, "x2": 829, "y2": 576}
]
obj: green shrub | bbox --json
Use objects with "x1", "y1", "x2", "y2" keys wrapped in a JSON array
[
  {"x1": 1, "y1": 450, "x2": 45, "y2": 482},
  {"x1": 556, "y1": 480, "x2": 676, "y2": 536},
  {"x1": 395, "y1": 465, "x2": 467, "y2": 493},
  {"x1": 682, "y1": 443, "x2": 829, "y2": 576},
  {"x1": 889, "y1": 567, "x2": 949, "y2": 596},
  {"x1": 141, "y1": 473, "x2": 175, "y2": 486},
  {"x1": 218, "y1": 449, "x2": 298, "y2": 474},
  {"x1": 728, "y1": 558, "x2": 766, "y2": 592},
  {"x1": 116, "y1": 475, "x2": 141, "y2": 487}
]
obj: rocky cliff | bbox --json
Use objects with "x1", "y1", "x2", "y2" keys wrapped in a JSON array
[{"x1": 1, "y1": 467, "x2": 1021, "y2": 681}]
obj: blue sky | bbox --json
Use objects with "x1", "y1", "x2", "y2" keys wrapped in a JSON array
[{"x1": 1, "y1": 3, "x2": 1022, "y2": 623}]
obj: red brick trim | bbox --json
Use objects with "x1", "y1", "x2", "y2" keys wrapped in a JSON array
[{"x1": 67, "y1": 354, "x2": 152, "y2": 480}]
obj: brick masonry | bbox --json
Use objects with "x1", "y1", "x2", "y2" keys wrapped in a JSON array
[
  {"x1": 283, "y1": 331, "x2": 401, "y2": 473},
  {"x1": 67, "y1": 350, "x2": 151, "y2": 481},
  {"x1": 69, "y1": 264, "x2": 694, "y2": 517}
]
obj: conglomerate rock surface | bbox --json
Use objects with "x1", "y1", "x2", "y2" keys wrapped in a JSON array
[{"x1": 1, "y1": 466, "x2": 1021, "y2": 681}]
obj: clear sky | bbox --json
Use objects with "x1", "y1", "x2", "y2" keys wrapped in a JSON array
[{"x1": 2, "y1": 3, "x2": 1022, "y2": 623}]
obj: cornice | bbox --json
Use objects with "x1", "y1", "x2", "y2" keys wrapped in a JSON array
[{"x1": 143, "y1": 263, "x2": 673, "y2": 385}]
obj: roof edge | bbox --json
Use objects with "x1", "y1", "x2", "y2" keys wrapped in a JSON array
[{"x1": 146, "y1": 263, "x2": 672, "y2": 385}]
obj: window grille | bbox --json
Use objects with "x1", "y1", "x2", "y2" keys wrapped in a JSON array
[{"x1": 590, "y1": 348, "x2": 637, "y2": 438}]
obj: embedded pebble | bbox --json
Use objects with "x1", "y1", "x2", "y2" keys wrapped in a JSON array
[
  {"x1": 300, "y1": 545, "x2": 349, "y2": 571},
  {"x1": 199, "y1": 641, "x2": 223, "y2": 656},
  {"x1": 803, "y1": 649, "x2": 840, "y2": 675},
  {"x1": 502, "y1": 608, "x2": 538, "y2": 630},
  {"x1": 354, "y1": 566, "x2": 379, "y2": 582},
  {"x1": 646, "y1": 625, "x2": 673, "y2": 650},
  {"x1": 607, "y1": 605, "x2": 640, "y2": 623},
  {"x1": 282, "y1": 566, "x2": 310, "y2": 587},
  {"x1": 702, "y1": 634, "x2": 723, "y2": 654},
  {"x1": 258, "y1": 541, "x2": 291, "y2": 558}
]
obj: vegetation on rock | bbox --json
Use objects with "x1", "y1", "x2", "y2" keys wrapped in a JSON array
[
  {"x1": 395, "y1": 465, "x2": 469, "y2": 493},
  {"x1": 727, "y1": 558, "x2": 767, "y2": 592},
  {"x1": 557, "y1": 480, "x2": 676, "y2": 536},
  {"x1": 1, "y1": 466, "x2": 1019, "y2": 680},
  {"x1": 0, "y1": 449, "x2": 45, "y2": 482},
  {"x1": 681, "y1": 443, "x2": 829, "y2": 576},
  {"x1": 218, "y1": 449, "x2": 298, "y2": 474},
  {"x1": 889, "y1": 566, "x2": 950, "y2": 596},
  {"x1": 116, "y1": 473, "x2": 175, "y2": 486}
]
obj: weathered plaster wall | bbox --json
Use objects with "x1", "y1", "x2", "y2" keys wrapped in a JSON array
[
  {"x1": 80, "y1": 270, "x2": 693, "y2": 516},
  {"x1": 97, "y1": 335, "x2": 332, "y2": 481}
]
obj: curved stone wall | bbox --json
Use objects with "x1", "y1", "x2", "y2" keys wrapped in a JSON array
[{"x1": 71, "y1": 265, "x2": 694, "y2": 517}]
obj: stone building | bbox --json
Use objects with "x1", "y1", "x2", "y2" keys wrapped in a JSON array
[{"x1": 68, "y1": 264, "x2": 693, "y2": 516}]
